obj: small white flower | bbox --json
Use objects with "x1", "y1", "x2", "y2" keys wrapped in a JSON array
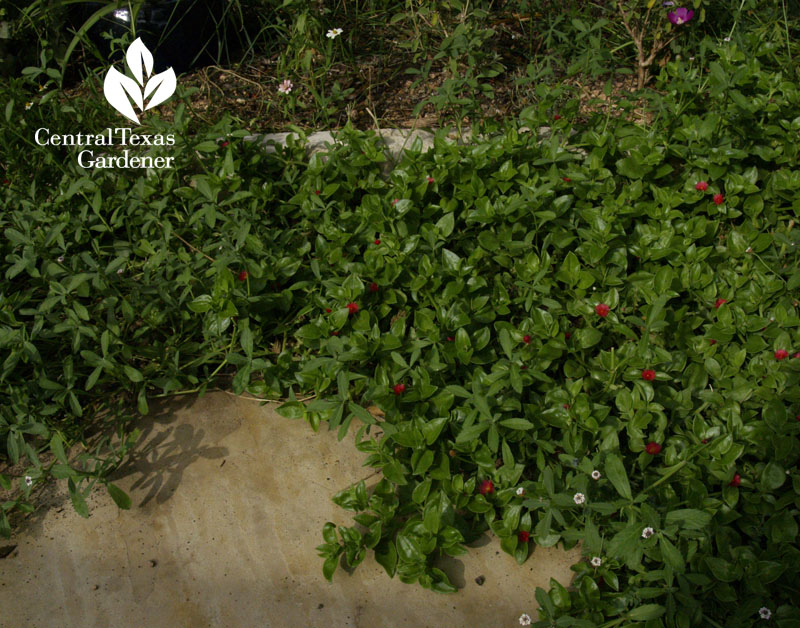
[
  {"x1": 759, "y1": 607, "x2": 771, "y2": 620},
  {"x1": 117, "y1": 268, "x2": 124, "y2": 275},
  {"x1": 326, "y1": 28, "x2": 343, "y2": 39},
  {"x1": 746, "y1": 247, "x2": 752, "y2": 253},
  {"x1": 591, "y1": 556, "x2": 602, "y2": 567},
  {"x1": 689, "y1": 56, "x2": 695, "y2": 61},
  {"x1": 770, "y1": 317, "x2": 775, "y2": 322},
  {"x1": 57, "y1": 255, "x2": 65, "y2": 263},
  {"x1": 278, "y1": 79, "x2": 293, "y2": 95},
  {"x1": 642, "y1": 526, "x2": 654, "y2": 539},
  {"x1": 724, "y1": 36, "x2": 731, "y2": 42},
  {"x1": 516, "y1": 487, "x2": 525, "y2": 496},
  {"x1": 25, "y1": 475, "x2": 33, "y2": 487},
  {"x1": 573, "y1": 492, "x2": 586, "y2": 505},
  {"x1": 591, "y1": 470, "x2": 601, "y2": 480},
  {"x1": 519, "y1": 613, "x2": 532, "y2": 626},
  {"x1": 25, "y1": 101, "x2": 34, "y2": 110}
]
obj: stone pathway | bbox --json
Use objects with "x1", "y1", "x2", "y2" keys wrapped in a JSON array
[{"x1": 1, "y1": 392, "x2": 581, "y2": 627}]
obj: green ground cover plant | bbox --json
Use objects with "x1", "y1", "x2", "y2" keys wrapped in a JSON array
[{"x1": 1, "y1": 2, "x2": 800, "y2": 627}]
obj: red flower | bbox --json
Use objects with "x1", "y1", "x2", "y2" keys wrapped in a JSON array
[
  {"x1": 796, "y1": 415, "x2": 800, "y2": 422},
  {"x1": 563, "y1": 403, "x2": 570, "y2": 409},
  {"x1": 521, "y1": 365, "x2": 528, "y2": 370},
  {"x1": 220, "y1": 140, "x2": 230, "y2": 148},
  {"x1": 701, "y1": 439, "x2": 708, "y2": 444},
  {"x1": 447, "y1": 336, "x2": 454, "y2": 342},
  {"x1": 479, "y1": 479, "x2": 494, "y2": 495},
  {"x1": 595, "y1": 303, "x2": 610, "y2": 317},
  {"x1": 325, "y1": 308, "x2": 332, "y2": 313},
  {"x1": 565, "y1": 332, "x2": 571, "y2": 339},
  {"x1": 315, "y1": 189, "x2": 320, "y2": 195},
  {"x1": 729, "y1": 473, "x2": 741, "y2": 487},
  {"x1": 642, "y1": 369, "x2": 656, "y2": 381},
  {"x1": 346, "y1": 302, "x2": 359, "y2": 315},
  {"x1": 775, "y1": 349, "x2": 789, "y2": 360},
  {"x1": 645, "y1": 442, "x2": 662, "y2": 455},
  {"x1": 237, "y1": 270, "x2": 248, "y2": 281},
  {"x1": 426, "y1": 176, "x2": 434, "y2": 184},
  {"x1": 562, "y1": 177, "x2": 571, "y2": 182},
  {"x1": 714, "y1": 298, "x2": 727, "y2": 309},
  {"x1": 393, "y1": 383, "x2": 406, "y2": 395},
  {"x1": 392, "y1": 198, "x2": 399, "y2": 204},
  {"x1": 518, "y1": 530, "x2": 530, "y2": 543},
  {"x1": 553, "y1": 114, "x2": 562, "y2": 120},
  {"x1": 794, "y1": 352, "x2": 800, "y2": 359},
  {"x1": 374, "y1": 239, "x2": 381, "y2": 245},
  {"x1": 713, "y1": 193, "x2": 725, "y2": 205},
  {"x1": 523, "y1": 334, "x2": 531, "y2": 344},
  {"x1": 331, "y1": 331, "x2": 339, "y2": 336},
  {"x1": 695, "y1": 181, "x2": 708, "y2": 191},
  {"x1": 709, "y1": 339, "x2": 717, "y2": 345},
  {"x1": 369, "y1": 282, "x2": 379, "y2": 293}
]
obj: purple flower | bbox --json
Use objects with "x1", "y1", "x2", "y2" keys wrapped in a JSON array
[{"x1": 668, "y1": 7, "x2": 694, "y2": 25}]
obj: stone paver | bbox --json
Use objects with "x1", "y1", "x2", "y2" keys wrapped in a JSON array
[{"x1": 1, "y1": 392, "x2": 582, "y2": 628}]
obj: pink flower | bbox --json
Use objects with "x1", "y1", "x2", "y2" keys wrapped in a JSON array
[
  {"x1": 374, "y1": 239, "x2": 381, "y2": 245},
  {"x1": 642, "y1": 369, "x2": 656, "y2": 381},
  {"x1": 713, "y1": 193, "x2": 725, "y2": 205},
  {"x1": 695, "y1": 180, "x2": 708, "y2": 191},
  {"x1": 238, "y1": 270, "x2": 248, "y2": 281},
  {"x1": 522, "y1": 334, "x2": 531, "y2": 344},
  {"x1": 277, "y1": 79, "x2": 293, "y2": 94},
  {"x1": 518, "y1": 530, "x2": 530, "y2": 543},
  {"x1": 346, "y1": 302, "x2": 359, "y2": 315},
  {"x1": 369, "y1": 282, "x2": 379, "y2": 293},
  {"x1": 729, "y1": 473, "x2": 741, "y2": 487},
  {"x1": 393, "y1": 383, "x2": 406, "y2": 395},
  {"x1": 775, "y1": 349, "x2": 789, "y2": 361},
  {"x1": 479, "y1": 479, "x2": 494, "y2": 495},
  {"x1": 595, "y1": 303, "x2": 610, "y2": 317},
  {"x1": 715, "y1": 298, "x2": 727, "y2": 309},
  {"x1": 668, "y1": 7, "x2": 694, "y2": 25}
]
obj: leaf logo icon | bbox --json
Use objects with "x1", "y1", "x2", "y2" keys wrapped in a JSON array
[{"x1": 103, "y1": 38, "x2": 176, "y2": 124}]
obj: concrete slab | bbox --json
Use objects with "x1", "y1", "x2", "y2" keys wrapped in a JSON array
[{"x1": 1, "y1": 392, "x2": 582, "y2": 627}]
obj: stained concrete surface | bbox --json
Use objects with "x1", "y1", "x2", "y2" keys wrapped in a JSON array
[{"x1": 1, "y1": 392, "x2": 582, "y2": 627}]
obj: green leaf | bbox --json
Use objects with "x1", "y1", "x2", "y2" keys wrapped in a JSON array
[
  {"x1": 760, "y1": 462, "x2": 785, "y2": 491},
  {"x1": 106, "y1": 483, "x2": 132, "y2": 510},
  {"x1": 276, "y1": 401, "x2": 306, "y2": 420},
  {"x1": 604, "y1": 453, "x2": 632, "y2": 501},
  {"x1": 499, "y1": 418, "x2": 534, "y2": 430},
  {"x1": 628, "y1": 604, "x2": 665, "y2": 621},
  {"x1": 659, "y1": 536, "x2": 685, "y2": 572},
  {"x1": 665, "y1": 509, "x2": 711, "y2": 530},
  {"x1": 323, "y1": 554, "x2": 339, "y2": 581},
  {"x1": 50, "y1": 434, "x2": 68, "y2": 465},
  {"x1": 123, "y1": 365, "x2": 143, "y2": 383},
  {"x1": 374, "y1": 540, "x2": 398, "y2": 577}
]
